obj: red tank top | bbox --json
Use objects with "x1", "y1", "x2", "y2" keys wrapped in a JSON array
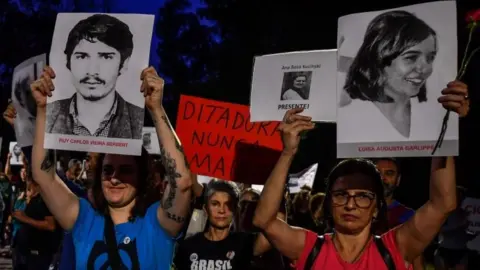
[{"x1": 294, "y1": 229, "x2": 412, "y2": 270}]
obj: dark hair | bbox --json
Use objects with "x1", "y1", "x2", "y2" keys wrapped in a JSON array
[
  {"x1": 14, "y1": 76, "x2": 37, "y2": 117},
  {"x1": 204, "y1": 180, "x2": 240, "y2": 212},
  {"x1": 373, "y1": 157, "x2": 401, "y2": 173},
  {"x1": 240, "y1": 188, "x2": 260, "y2": 201},
  {"x1": 321, "y1": 159, "x2": 388, "y2": 234},
  {"x1": 92, "y1": 148, "x2": 150, "y2": 221},
  {"x1": 344, "y1": 10, "x2": 436, "y2": 103},
  {"x1": 64, "y1": 14, "x2": 133, "y2": 70}
]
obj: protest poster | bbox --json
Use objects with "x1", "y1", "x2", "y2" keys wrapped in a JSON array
[
  {"x1": 288, "y1": 163, "x2": 317, "y2": 193},
  {"x1": 175, "y1": 95, "x2": 283, "y2": 180},
  {"x1": 336, "y1": 1, "x2": 458, "y2": 158},
  {"x1": 44, "y1": 13, "x2": 155, "y2": 155},
  {"x1": 142, "y1": 127, "x2": 160, "y2": 155},
  {"x1": 11, "y1": 54, "x2": 46, "y2": 147},
  {"x1": 9, "y1": 142, "x2": 23, "y2": 166},
  {"x1": 250, "y1": 50, "x2": 337, "y2": 122}
]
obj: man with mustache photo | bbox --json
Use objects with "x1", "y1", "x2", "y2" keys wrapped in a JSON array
[{"x1": 46, "y1": 14, "x2": 143, "y2": 139}]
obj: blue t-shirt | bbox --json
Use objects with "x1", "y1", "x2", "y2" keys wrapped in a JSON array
[{"x1": 72, "y1": 198, "x2": 175, "y2": 269}]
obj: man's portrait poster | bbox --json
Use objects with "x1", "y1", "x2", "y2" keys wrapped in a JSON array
[{"x1": 45, "y1": 13, "x2": 155, "y2": 155}]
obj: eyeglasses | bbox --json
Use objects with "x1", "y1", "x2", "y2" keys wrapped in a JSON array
[{"x1": 331, "y1": 190, "x2": 375, "y2": 209}]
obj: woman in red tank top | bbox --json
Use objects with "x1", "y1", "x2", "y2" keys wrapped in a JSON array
[{"x1": 253, "y1": 81, "x2": 469, "y2": 269}]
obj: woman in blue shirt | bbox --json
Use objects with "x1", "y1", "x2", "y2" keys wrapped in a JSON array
[{"x1": 30, "y1": 66, "x2": 192, "y2": 269}]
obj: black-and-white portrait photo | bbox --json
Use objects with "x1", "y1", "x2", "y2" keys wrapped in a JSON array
[
  {"x1": 280, "y1": 71, "x2": 312, "y2": 101},
  {"x1": 336, "y1": 1, "x2": 458, "y2": 157},
  {"x1": 45, "y1": 13, "x2": 155, "y2": 155},
  {"x1": 142, "y1": 127, "x2": 160, "y2": 155},
  {"x1": 9, "y1": 142, "x2": 23, "y2": 166},
  {"x1": 250, "y1": 50, "x2": 337, "y2": 122},
  {"x1": 142, "y1": 132, "x2": 151, "y2": 149},
  {"x1": 11, "y1": 54, "x2": 46, "y2": 147}
]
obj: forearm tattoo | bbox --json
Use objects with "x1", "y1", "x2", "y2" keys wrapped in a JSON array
[
  {"x1": 166, "y1": 211, "x2": 187, "y2": 223},
  {"x1": 40, "y1": 150, "x2": 54, "y2": 172},
  {"x1": 161, "y1": 115, "x2": 190, "y2": 167},
  {"x1": 160, "y1": 143, "x2": 181, "y2": 210}
]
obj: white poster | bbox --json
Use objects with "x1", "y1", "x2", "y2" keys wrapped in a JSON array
[
  {"x1": 336, "y1": 1, "x2": 458, "y2": 158},
  {"x1": 11, "y1": 54, "x2": 46, "y2": 147},
  {"x1": 9, "y1": 142, "x2": 23, "y2": 166},
  {"x1": 142, "y1": 127, "x2": 160, "y2": 155},
  {"x1": 250, "y1": 50, "x2": 337, "y2": 122},
  {"x1": 288, "y1": 163, "x2": 317, "y2": 194},
  {"x1": 45, "y1": 13, "x2": 155, "y2": 155}
]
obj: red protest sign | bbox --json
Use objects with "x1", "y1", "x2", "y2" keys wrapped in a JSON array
[{"x1": 176, "y1": 95, "x2": 282, "y2": 180}]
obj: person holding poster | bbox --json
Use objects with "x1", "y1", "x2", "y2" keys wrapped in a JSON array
[
  {"x1": 253, "y1": 92, "x2": 466, "y2": 269},
  {"x1": 30, "y1": 66, "x2": 192, "y2": 269}
]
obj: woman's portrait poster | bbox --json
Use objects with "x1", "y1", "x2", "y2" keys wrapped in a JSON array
[
  {"x1": 250, "y1": 50, "x2": 337, "y2": 122},
  {"x1": 336, "y1": 1, "x2": 458, "y2": 158}
]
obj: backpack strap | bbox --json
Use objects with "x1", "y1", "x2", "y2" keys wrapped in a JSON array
[
  {"x1": 304, "y1": 234, "x2": 325, "y2": 270},
  {"x1": 104, "y1": 216, "x2": 123, "y2": 270},
  {"x1": 373, "y1": 235, "x2": 396, "y2": 270}
]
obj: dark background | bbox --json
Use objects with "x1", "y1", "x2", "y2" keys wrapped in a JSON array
[{"x1": 0, "y1": 0, "x2": 479, "y2": 210}]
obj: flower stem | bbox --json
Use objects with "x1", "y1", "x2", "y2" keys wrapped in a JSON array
[
  {"x1": 458, "y1": 26, "x2": 475, "y2": 78},
  {"x1": 458, "y1": 46, "x2": 480, "y2": 80}
]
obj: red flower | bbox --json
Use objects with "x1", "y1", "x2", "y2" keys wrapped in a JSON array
[{"x1": 466, "y1": 9, "x2": 480, "y2": 23}]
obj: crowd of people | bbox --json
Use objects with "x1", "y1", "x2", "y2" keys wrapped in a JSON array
[{"x1": 0, "y1": 62, "x2": 476, "y2": 270}]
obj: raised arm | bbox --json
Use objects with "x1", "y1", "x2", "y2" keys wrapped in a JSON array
[
  {"x1": 30, "y1": 66, "x2": 79, "y2": 230},
  {"x1": 396, "y1": 80, "x2": 468, "y2": 262},
  {"x1": 253, "y1": 108, "x2": 314, "y2": 260},
  {"x1": 141, "y1": 67, "x2": 192, "y2": 237}
]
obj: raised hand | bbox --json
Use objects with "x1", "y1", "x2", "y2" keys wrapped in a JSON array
[
  {"x1": 140, "y1": 67, "x2": 165, "y2": 111},
  {"x1": 278, "y1": 108, "x2": 315, "y2": 155},
  {"x1": 3, "y1": 102, "x2": 16, "y2": 126},
  {"x1": 438, "y1": 81, "x2": 469, "y2": 117},
  {"x1": 30, "y1": 66, "x2": 56, "y2": 108}
]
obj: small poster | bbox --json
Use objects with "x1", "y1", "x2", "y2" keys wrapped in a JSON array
[
  {"x1": 288, "y1": 163, "x2": 317, "y2": 194},
  {"x1": 9, "y1": 142, "x2": 23, "y2": 166},
  {"x1": 336, "y1": 1, "x2": 458, "y2": 158},
  {"x1": 11, "y1": 54, "x2": 46, "y2": 147},
  {"x1": 44, "y1": 13, "x2": 155, "y2": 155},
  {"x1": 250, "y1": 50, "x2": 337, "y2": 122},
  {"x1": 142, "y1": 127, "x2": 160, "y2": 155}
]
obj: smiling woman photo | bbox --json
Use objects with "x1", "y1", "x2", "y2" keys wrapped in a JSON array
[{"x1": 342, "y1": 10, "x2": 437, "y2": 138}]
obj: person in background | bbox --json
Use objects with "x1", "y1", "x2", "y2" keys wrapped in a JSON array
[
  {"x1": 65, "y1": 159, "x2": 82, "y2": 184},
  {"x1": 173, "y1": 180, "x2": 272, "y2": 270},
  {"x1": 434, "y1": 186, "x2": 471, "y2": 270},
  {"x1": 13, "y1": 173, "x2": 61, "y2": 270},
  {"x1": 309, "y1": 192, "x2": 326, "y2": 233},
  {"x1": 375, "y1": 158, "x2": 425, "y2": 269},
  {"x1": 289, "y1": 187, "x2": 316, "y2": 230},
  {"x1": 237, "y1": 188, "x2": 289, "y2": 270},
  {"x1": 8, "y1": 182, "x2": 27, "y2": 269}
]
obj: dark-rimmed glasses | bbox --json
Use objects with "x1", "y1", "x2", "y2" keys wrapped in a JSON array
[{"x1": 331, "y1": 190, "x2": 375, "y2": 209}]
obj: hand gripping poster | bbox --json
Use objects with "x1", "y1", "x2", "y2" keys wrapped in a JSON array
[
  {"x1": 44, "y1": 13, "x2": 154, "y2": 155},
  {"x1": 336, "y1": 1, "x2": 458, "y2": 158},
  {"x1": 250, "y1": 50, "x2": 337, "y2": 122}
]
